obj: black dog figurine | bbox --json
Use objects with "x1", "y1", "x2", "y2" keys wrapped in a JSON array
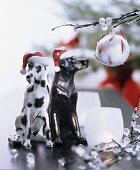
[{"x1": 48, "y1": 48, "x2": 89, "y2": 147}]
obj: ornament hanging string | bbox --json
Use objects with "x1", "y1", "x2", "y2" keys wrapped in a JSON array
[{"x1": 52, "y1": 9, "x2": 140, "y2": 31}]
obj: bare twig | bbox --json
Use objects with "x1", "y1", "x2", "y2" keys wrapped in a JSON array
[
  {"x1": 112, "y1": 139, "x2": 121, "y2": 147},
  {"x1": 52, "y1": 9, "x2": 140, "y2": 31}
]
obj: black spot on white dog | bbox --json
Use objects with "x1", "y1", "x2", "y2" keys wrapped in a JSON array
[
  {"x1": 47, "y1": 85, "x2": 50, "y2": 94},
  {"x1": 21, "y1": 115, "x2": 27, "y2": 127},
  {"x1": 27, "y1": 128, "x2": 31, "y2": 139},
  {"x1": 33, "y1": 131, "x2": 39, "y2": 136},
  {"x1": 27, "y1": 85, "x2": 34, "y2": 93},
  {"x1": 35, "y1": 78, "x2": 40, "y2": 84},
  {"x1": 46, "y1": 129, "x2": 51, "y2": 139},
  {"x1": 28, "y1": 62, "x2": 34, "y2": 70},
  {"x1": 21, "y1": 106, "x2": 25, "y2": 112},
  {"x1": 27, "y1": 103, "x2": 32, "y2": 107},
  {"x1": 16, "y1": 127, "x2": 22, "y2": 131},
  {"x1": 34, "y1": 97, "x2": 44, "y2": 108},
  {"x1": 41, "y1": 80, "x2": 45, "y2": 87},
  {"x1": 42, "y1": 116, "x2": 47, "y2": 135},
  {"x1": 36, "y1": 65, "x2": 42, "y2": 73}
]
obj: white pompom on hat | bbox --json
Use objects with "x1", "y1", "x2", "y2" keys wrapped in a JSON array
[{"x1": 20, "y1": 51, "x2": 47, "y2": 75}]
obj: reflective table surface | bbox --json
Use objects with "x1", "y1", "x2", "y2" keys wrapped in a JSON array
[{"x1": 1, "y1": 89, "x2": 140, "y2": 170}]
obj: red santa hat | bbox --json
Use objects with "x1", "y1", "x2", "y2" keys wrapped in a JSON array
[
  {"x1": 52, "y1": 47, "x2": 66, "y2": 72},
  {"x1": 52, "y1": 47, "x2": 74, "y2": 72},
  {"x1": 20, "y1": 51, "x2": 47, "y2": 75}
]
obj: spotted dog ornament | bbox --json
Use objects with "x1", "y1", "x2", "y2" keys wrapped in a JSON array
[
  {"x1": 95, "y1": 30, "x2": 130, "y2": 67},
  {"x1": 8, "y1": 51, "x2": 53, "y2": 149}
]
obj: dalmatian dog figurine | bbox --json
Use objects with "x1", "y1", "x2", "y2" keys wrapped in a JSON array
[
  {"x1": 48, "y1": 47, "x2": 89, "y2": 147},
  {"x1": 8, "y1": 52, "x2": 53, "y2": 149}
]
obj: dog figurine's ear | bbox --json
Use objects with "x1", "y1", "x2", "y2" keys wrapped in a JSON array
[
  {"x1": 59, "y1": 59, "x2": 69, "y2": 69},
  {"x1": 40, "y1": 68, "x2": 49, "y2": 87},
  {"x1": 59, "y1": 58, "x2": 75, "y2": 72}
]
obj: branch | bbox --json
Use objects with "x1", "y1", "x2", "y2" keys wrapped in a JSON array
[{"x1": 52, "y1": 9, "x2": 140, "y2": 31}]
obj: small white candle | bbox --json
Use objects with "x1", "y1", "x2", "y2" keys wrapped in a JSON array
[
  {"x1": 77, "y1": 92, "x2": 101, "y2": 126},
  {"x1": 84, "y1": 107, "x2": 124, "y2": 148}
]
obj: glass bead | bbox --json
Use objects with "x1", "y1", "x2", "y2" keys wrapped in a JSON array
[
  {"x1": 58, "y1": 157, "x2": 66, "y2": 167},
  {"x1": 125, "y1": 144, "x2": 133, "y2": 153},
  {"x1": 106, "y1": 17, "x2": 112, "y2": 25},
  {"x1": 112, "y1": 146, "x2": 121, "y2": 154},
  {"x1": 137, "y1": 135, "x2": 140, "y2": 140},
  {"x1": 134, "y1": 125, "x2": 139, "y2": 131},
  {"x1": 88, "y1": 162, "x2": 96, "y2": 168},
  {"x1": 101, "y1": 25, "x2": 108, "y2": 31},
  {"x1": 136, "y1": 11, "x2": 140, "y2": 15},
  {"x1": 120, "y1": 137, "x2": 130, "y2": 148},
  {"x1": 132, "y1": 113, "x2": 138, "y2": 120},
  {"x1": 118, "y1": 156, "x2": 122, "y2": 160},
  {"x1": 26, "y1": 153, "x2": 35, "y2": 164},
  {"x1": 137, "y1": 151, "x2": 140, "y2": 160},
  {"x1": 75, "y1": 145, "x2": 86, "y2": 157},
  {"x1": 78, "y1": 165, "x2": 86, "y2": 169},
  {"x1": 136, "y1": 142, "x2": 140, "y2": 149},
  {"x1": 123, "y1": 128, "x2": 130, "y2": 136},
  {"x1": 10, "y1": 149, "x2": 18, "y2": 159},
  {"x1": 125, "y1": 156, "x2": 132, "y2": 161},
  {"x1": 132, "y1": 149, "x2": 137, "y2": 156},
  {"x1": 83, "y1": 153, "x2": 92, "y2": 161},
  {"x1": 99, "y1": 18, "x2": 105, "y2": 25},
  {"x1": 131, "y1": 121, "x2": 136, "y2": 127},
  {"x1": 90, "y1": 150, "x2": 99, "y2": 158}
]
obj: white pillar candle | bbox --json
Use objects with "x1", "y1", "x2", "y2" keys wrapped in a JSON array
[
  {"x1": 84, "y1": 107, "x2": 124, "y2": 148},
  {"x1": 77, "y1": 92, "x2": 101, "y2": 126}
]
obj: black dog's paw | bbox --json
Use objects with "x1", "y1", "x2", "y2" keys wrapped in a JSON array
[
  {"x1": 54, "y1": 138, "x2": 63, "y2": 147},
  {"x1": 8, "y1": 135, "x2": 22, "y2": 147},
  {"x1": 46, "y1": 140, "x2": 54, "y2": 148},
  {"x1": 23, "y1": 140, "x2": 32, "y2": 150},
  {"x1": 76, "y1": 136, "x2": 88, "y2": 146},
  {"x1": 8, "y1": 138, "x2": 21, "y2": 147}
]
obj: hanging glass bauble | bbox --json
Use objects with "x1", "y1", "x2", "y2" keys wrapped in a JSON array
[{"x1": 95, "y1": 30, "x2": 130, "y2": 67}]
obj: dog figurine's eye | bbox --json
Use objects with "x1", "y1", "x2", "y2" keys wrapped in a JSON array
[
  {"x1": 70, "y1": 57, "x2": 76, "y2": 62},
  {"x1": 28, "y1": 62, "x2": 34, "y2": 70},
  {"x1": 72, "y1": 58, "x2": 76, "y2": 62},
  {"x1": 36, "y1": 66, "x2": 42, "y2": 73}
]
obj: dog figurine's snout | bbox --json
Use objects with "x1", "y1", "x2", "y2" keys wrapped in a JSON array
[
  {"x1": 78, "y1": 59, "x2": 89, "y2": 70},
  {"x1": 26, "y1": 74, "x2": 33, "y2": 83},
  {"x1": 26, "y1": 75, "x2": 30, "y2": 79},
  {"x1": 84, "y1": 59, "x2": 89, "y2": 63},
  {"x1": 26, "y1": 74, "x2": 33, "y2": 79},
  {"x1": 83, "y1": 59, "x2": 89, "y2": 66}
]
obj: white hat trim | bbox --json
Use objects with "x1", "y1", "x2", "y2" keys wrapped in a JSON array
[
  {"x1": 60, "y1": 50, "x2": 74, "y2": 59},
  {"x1": 55, "y1": 46, "x2": 66, "y2": 51},
  {"x1": 29, "y1": 56, "x2": 48, "y2": 66}
]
